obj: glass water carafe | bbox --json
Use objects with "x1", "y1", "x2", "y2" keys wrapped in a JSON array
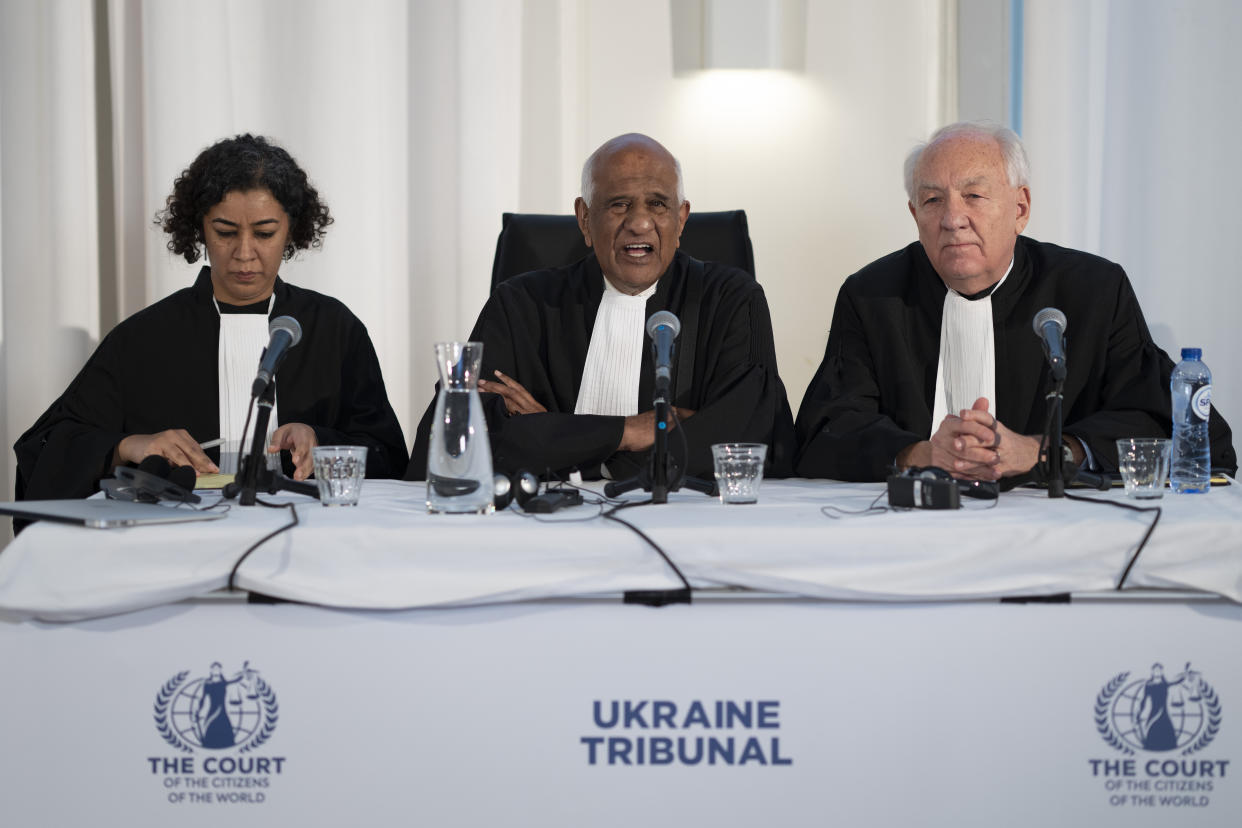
[{"x1": 426, "y1": 341, "x2": 494, "y2": 513}]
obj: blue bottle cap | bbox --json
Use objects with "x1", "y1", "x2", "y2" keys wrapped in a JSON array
[{"x1": 1181, "y1": 347, "x2": 1202, "y2": 360}]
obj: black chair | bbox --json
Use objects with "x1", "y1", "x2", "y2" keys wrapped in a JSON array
[{"x1": 490, "y1": 210, "x2": 756, "y2": 291}]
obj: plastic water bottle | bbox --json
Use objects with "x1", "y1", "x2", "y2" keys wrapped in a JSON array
[{"x1": 1170, "y1": 347, "x2": 1212, "y2": 494}]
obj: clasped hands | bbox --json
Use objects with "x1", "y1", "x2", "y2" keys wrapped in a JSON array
[
  {"x1": 115, "y1": 422, "x2": 319, "y2": 481},
  {"x1": 898, "y1": 397, "x2": 1043, "y2": 481},
  {"x1": 478, "y1": 369, "x2": 693, "y2": 453}
]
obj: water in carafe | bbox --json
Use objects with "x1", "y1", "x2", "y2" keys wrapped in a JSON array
[{"x1": 426, "y1": 341, "x2": 494, "y2": 513}]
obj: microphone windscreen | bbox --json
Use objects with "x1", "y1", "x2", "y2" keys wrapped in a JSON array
[
  {"x1": 168, "y1": 465, "x2": 197, "y2": 493},
  {"x1": 138, "y1": 455, "x2": 172, "y2": 478},
  {"x1": 269, "y1": 315, "x2": 303, "y2": 347},
  {"x1": 1032, "y1": 307, "x2": 1067, "y2": 336},
  {"x1": 646, "y1": 310, "x2": 681, "y2": 340}
]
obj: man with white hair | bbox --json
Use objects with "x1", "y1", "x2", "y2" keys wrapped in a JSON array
[
  {"x1": 408, "y1": 133, "x2": 795, "y2": 480},
  {"x1": 795, "y1": 121, "x2": 1235, "y2": 482}
]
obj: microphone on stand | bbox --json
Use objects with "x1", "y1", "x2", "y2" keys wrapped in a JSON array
[
  {"x1": 646, "y1": 311, "x2": 680, "y2": 504},
  {"x1": 603, "y1": 309, "x2": 713, "y2": 504},
  {"x1": 1032, "y1": 307, "x2": 1069, "y2": 496},
  {"x1": 223, "y1": 315, "x2": 319, "y2": 504},
  {"x1": 1032, "y1": 307, "x2": 1067, "y2": 382},
  {"x1": 252, "y1": 316, "x2": 302, "y2": 398},
  {"x1": 646, "y1": 310, "x2": 680, "y2": 398}
]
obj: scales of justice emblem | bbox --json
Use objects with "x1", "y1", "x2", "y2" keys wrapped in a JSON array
[
  {"x1": 154, "y1": 661, "x2": 279, "y2": 752},
  {"x1": 1096, "y1": 662, "x2": 1222, "y2": 755}
]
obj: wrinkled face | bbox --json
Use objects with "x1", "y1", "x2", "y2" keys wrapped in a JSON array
[
  {"x1": 203, "y1": 188, "x2": 290, "y2": 305},
  {"x1": 909, "y1": 134, "x2": 1031, "y2": 296},
  {"x1": 575, "y1": 146, "x2": 689, "y2": 295}
]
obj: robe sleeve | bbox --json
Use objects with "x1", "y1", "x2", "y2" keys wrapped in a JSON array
[
  {"x1": 670, "y1": 281, "x2": 796, "y2": 479},
  {"x1": 794, "y1": 281, "x2": 923, "y2": 481},
  {"x1": 14, "y1": 332, "x2": 131, "y2": 500},
  {"x1": 304, "y1": 319, "x2": 410, "y2": 479}
]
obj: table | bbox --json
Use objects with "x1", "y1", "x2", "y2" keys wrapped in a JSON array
[
  {"x1": 1, "y1": 479, "x2": 1241, "y2": 620},
  {"x1": 2, "y1": 480, "x2": 1240, "y2": 826}
]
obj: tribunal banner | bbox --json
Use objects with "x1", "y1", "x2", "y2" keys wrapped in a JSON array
[{"x1": 1, "y1": 598, "x2": 1239, "y2": 826}]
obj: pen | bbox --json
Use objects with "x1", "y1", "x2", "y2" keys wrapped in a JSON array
[{"x1": 199, "y1": 438, "x2": 224, "y2": 450}]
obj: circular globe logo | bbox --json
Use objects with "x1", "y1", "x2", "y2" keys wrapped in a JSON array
[
  {"x1": 154, "y1": 662, "x2": 278, "y2": 752},
  {"x1": 1096, "y1": 663, "x2": 1221, "y2": 755}
]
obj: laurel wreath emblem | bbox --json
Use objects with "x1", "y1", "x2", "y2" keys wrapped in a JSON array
[
  {"x1": 1095, "y1": 671, "x2": 1133, "y2": 755},
  {"x1": 1182, "y1": 680, "x2": 1222, "y2": 756},
  {"x1": 240, "y1": 677, "x2": 279, "y2": 753},
  {"x1": 153, "y1": 669, "x2": 279, "y2": 752},
  {"x1": 153, "y1": 671, "x2": 193, "y2": 753}
]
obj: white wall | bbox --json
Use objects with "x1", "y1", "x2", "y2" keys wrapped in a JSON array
[{"x1": 489, "y1": 0, "x2": 947, "y2": 412}]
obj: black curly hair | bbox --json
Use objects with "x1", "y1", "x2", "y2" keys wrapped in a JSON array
[{"x1": 158, "y1": 134, "x2": 333, "y2": 263}]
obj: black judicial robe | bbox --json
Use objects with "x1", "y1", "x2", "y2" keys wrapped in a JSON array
[
  {"x1": 15, "y1": 267, "x2": 409, "y2": 500},
  {"x1": 406, "y1": 251, "x2": 796, "y2": 480},
  {"x1": 794, "y1": 237, "x2": 1237, "y2": 481}
]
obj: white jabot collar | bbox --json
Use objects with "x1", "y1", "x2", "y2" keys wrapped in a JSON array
[
  {"x1": 214, "y1": 295, "x2": 278, "y2": 475},
  {"x1": 930, "y1": 259, "x2": 1013, "y2": 432},
  {"x1": 575, "y1": 275, "x2": 658, "y2": 417}
]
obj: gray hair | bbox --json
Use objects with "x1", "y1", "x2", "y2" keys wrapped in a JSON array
[
  {"x1": 580, "y1": 135, "x2": 686, "y2": 206},
  {"x1": 903, "y1": 121, "x2": 1030, "y2": 201}
]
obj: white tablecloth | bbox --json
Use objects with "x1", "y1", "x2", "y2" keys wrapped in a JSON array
[{"x1": 1, "y1": 478, "x2": 1239, "y2": 621}]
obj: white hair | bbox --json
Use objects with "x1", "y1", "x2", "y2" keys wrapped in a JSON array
[
  {"x1": 903, "y1": 121, "x2": 1030, "y2": 201},
  {"x1": 580, "y1": 136, "x2": 686, "y2": 206}
]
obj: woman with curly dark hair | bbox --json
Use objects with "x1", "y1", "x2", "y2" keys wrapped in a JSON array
[{"x1": 15, "y1": 135, "x2": 407, "y2": 499}]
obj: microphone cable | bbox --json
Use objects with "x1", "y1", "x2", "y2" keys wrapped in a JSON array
[
  {"x1": 1036, "y1": 377, "x2": 1065, "y2": 483},
  {"x1": 819, "y1": 489, "x2": 889, "y2": 519},
  {"x1": 1063, "y1": 491, "x2": 1162, "y2": 590},
  {"x1": 226, "y1": 500, "x2": 301, "y2": 592},
  {"x1": 1034, "y1": 373, "x2": 1159, "y2": 587},
  {"x1": 602, "y1": 499, "x2": 693, "y2": 606}
]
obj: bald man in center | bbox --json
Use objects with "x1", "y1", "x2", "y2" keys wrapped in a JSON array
[{"x1": 407, "y1": 133, "x2": 795, "y2": 481}]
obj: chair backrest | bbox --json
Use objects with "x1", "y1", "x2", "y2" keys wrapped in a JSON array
[{"x1": 490, "y1": 210, "x2": 756, "y2": 291}]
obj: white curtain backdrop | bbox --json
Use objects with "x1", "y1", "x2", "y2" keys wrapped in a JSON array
[
  {"x1": 1023, "y1": 0, "x2": 1242, "y2": 428},
  {"x1": 1, "y1": 0, "x2": 945, "y2": 545},
  {"x1": 1, "y1": 0, "x2": 102, "y2": 524}
]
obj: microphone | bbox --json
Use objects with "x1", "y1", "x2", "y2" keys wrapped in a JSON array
[
  {"x1": 1032, "y1": 307, "x2": 1068, "y2": 382},
  {"x1": 646, "y1": 311, "x2": 681, "y2": 395},
  {"x1": 251, "y1": 316, "x2": 302, "y2": 397}
]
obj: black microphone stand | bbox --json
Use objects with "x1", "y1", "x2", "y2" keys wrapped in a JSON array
[
  {"x1": 1046, "y1": 380, "x2": 1066, "y2": 498},
  {"x1": 604, "y1": 384, "x2": 716, "y2": 503},
  {"x1": 222, "y1": 381, "x2": 320, "y2": 505},
  {"x1": 1035, "y1": 376, "x2": 1109, "y2": 496},
  {"x1": 652, "y1": 387, "x2": 671, "y2": 501}
]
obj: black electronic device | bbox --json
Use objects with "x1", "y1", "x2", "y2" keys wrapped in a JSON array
[
  {"x1": 523, "y1": 489, "x2": 583, "y2": 513},
  {"x1": 887, "y1": 466, "x2": 961, "y2": 510},
  {"x1": 101, "y1": 455, "x2": 201, "y2": 505},
  {"x1": 493, "y1": 471, "x2": 539, "y2": 510},
  {"x1": 958, "y1": 479, "x2": 1000, "y2": 500}
]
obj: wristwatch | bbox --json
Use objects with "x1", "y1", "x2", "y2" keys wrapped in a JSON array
[{"x1": 1061, "y1": 438, "x2": 1075, "y2": 464}]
